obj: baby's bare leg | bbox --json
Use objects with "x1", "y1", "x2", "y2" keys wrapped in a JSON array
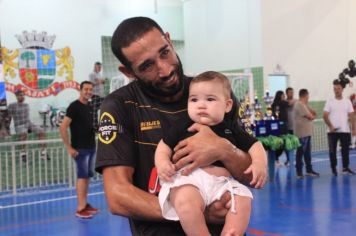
[
  {"x1": 170, "y1": 184, "x2": 210, "y2": 236},
  {"x1": 221, "y1": 195, "x2": 251, "y2": 236}
]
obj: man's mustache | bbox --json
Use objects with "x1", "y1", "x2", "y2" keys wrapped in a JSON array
[{"x1": 160, "y1": 71, "x2": 175, "y2": 82}]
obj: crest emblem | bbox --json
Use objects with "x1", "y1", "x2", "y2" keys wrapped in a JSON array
[
  {"x1": 98, "y1": 112, "x2": 118, "y2": 144},
  {"x1": 18, "y1": 49, "x2": 56, "y2": 90},
  {"x1": 1, "y1": 30, "x2": 79, "y2": 97}
]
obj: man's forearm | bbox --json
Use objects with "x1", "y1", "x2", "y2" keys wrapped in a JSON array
[
  {"x1": 103, "y1": 166, "x2": 164, "y2": 221},
  {"x1": 219, "y1": 141, "x2": 252, "y2": 184},
  {"x1": 59, "y1": 128, "x2": 71, "y2": 149}
]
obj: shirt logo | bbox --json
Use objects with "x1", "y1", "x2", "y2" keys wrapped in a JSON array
[
  {"x1": 225, "y1": 128, "x2": 232, "y2": 134},
  {"x1": 98, "y1": 112, "x2": 119, "y2": 144},
  {"x1": 140, "y1": 120, "x2": 161, "y2": 131}
]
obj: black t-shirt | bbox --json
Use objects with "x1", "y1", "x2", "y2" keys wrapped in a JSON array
[
  {"x1": 95, "y1": 76, "x2": 242, "y2": 236},
  {"x1": 66, "y1": 100, "x2": 95, "y2": 149},
  {"x1": 272, "y1": 100, "x2": 289, "y2": 122},
  {"x1": 163, "y1": 120, "x2": 257, "y2": 167}
]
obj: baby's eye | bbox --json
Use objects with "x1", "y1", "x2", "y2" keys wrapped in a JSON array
[
  {"x1": 207, "y1": 97, "x2": 216, "y2": 101},
  {"x1": 190, "y1": 98, "x2": 198, "y2": 102}
]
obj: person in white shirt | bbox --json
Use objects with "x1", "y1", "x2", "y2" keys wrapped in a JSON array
[
  {"x1": 323, "y1": 79, "x2": 355, "y2": 176},
  {"x1": 88, "y1": 61, "x2": 106, "y2": 129}
]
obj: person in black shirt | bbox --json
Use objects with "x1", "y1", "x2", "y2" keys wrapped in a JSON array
[
  {"x1": 155, "y1": 71, "x2": 266, "y2": 236},
  {"x1": 272, "y1": 90, "x2": 289, "y2": 166},
  {"x1": 95, "y1": 17, "x2": 267, "y2": 236},
  {"x1": 60, "y1": 81, "x2": 99, "y2": 219}
]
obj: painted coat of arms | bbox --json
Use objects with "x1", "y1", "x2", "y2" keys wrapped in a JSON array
[{"x1": 1, "y1": 30, "x2": 79, "y2": 97}]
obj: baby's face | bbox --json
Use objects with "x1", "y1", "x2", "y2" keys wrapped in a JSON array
[{"x1": 188, "y1": 80, "x2": 232, "y2": 126}]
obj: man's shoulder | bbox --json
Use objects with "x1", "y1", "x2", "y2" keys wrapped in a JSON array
[{"x1": 104, "y1": 81, "x2": 147, "y2": 104}]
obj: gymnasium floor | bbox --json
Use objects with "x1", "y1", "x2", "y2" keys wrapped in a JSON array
[{"x1": 0, "y1": 150, "x2": 355, "y2": 236}]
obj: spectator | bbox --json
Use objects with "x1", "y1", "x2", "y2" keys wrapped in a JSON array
[
  {"x1": 89, "y1": 61, "x2": 106, "y2": 129},
  {"x1": 323, "y1": 79, "x2": 355, "y2": 176},
  {"x1": 271, "y1": 90, "x2": 289, "y2": 166},
  {"x1": 285, "y1": 87, "x2": 297, "y2": 166},
  {"x1": 8, "y1": 90, "x2": 49, "y2": 162},
  {"x1": 60, "y1": 81, "x2": 99, "y2": 219},
  {"x1": 293, "y1": 89, "x2": 319, "y2": 178}
]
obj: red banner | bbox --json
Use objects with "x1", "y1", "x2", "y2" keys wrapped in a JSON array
[{"x1": 5, "y1": 81, "x2": 80, "y2": 98}]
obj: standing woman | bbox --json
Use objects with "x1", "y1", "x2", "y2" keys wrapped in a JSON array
[{"x1": 272, "y1": 90, "x2": 290, "y2": 166}]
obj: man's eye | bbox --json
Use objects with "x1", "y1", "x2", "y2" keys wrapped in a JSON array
[
  {"x1": 140, "y1": 62, "x2": 153, "y2": 72},
  {"x1": 161, "y1": 49, "x2": 170, "y2": 57}
]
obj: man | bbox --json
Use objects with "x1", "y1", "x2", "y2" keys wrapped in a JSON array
[
  {"x1": 285, "y1": 87, "x2": 297, "y2": 166},
  {"x1": 95, "y1": 17, "x2": 267, "y2": 236},
  {"x1": 293, "y1": 89, "x2": 319, "y2": 178},
  {"x1": 8, "y1": 90, "x2": 49, "y2": 162},
  {"x1": 323, "y1": 79, "x2": 355, "y2": 176},
  {"x1": 89, "y1": 61, "x2": 106, "y2": 129},
  {"x1": 60, "y1": 81, "x2": 99, "y2": 219}
]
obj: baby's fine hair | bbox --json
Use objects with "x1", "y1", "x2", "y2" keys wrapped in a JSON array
[{"x1": 191, "y1": 71, "x2": 232, "y2": 98}]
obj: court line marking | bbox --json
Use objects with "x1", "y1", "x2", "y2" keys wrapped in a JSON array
[{"x1": 0, "y1": 191, "x2": 104, "y2": 209}]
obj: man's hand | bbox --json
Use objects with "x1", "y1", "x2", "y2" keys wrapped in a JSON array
[
  {"x1": 67, "y1": 146, "x2": 78, "y2": 158},
  {"x1": 204, "y1": 192, "x2": 231, "y2": 224},
  {"x1": 172, "y1": 123, "x2": 225, "y2": 175}
]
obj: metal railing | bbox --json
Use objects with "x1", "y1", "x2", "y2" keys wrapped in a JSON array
[
  {"x1": 0, "y1": 139, "x2": 101, "y2": 195},
  {"x1": 311, "y1": 119, "x2": 328, "y2": 152},
  {"x1": 0, "y1": 120, "x2": 329, "y2": 195}
]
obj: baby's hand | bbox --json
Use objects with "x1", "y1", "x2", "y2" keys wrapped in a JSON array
[
  {"x1": 244, "y1": 159, "x2": 267, "y2": 188},
  {"x1": 157, "y1": 162, "x2": 176, "y2": 182}
]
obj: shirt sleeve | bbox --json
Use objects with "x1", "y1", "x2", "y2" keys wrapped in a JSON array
[
  {"x1": 323, "y1": 99, "x2": 331, "y2": 112},
  {"x1": 65, "y1": 103, "x2": 76, "y2": 120},
  {"x1": 95, "y1": 94, "x2": 136, "y2": 174},
  {"x1": 299, "y1": 103, "x2": 309, "y2": 117},
  {"x1": 7, "y1": 104, "x2": 13, "y2": 117},
  {"x1": 347, "y1": 99, "x2": 354, "y2": 113},
  {"x1": 88, "y1": 73, "x2": 95, "y2": 82}
]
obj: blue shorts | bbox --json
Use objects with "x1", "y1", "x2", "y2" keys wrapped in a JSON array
[{"x1": 74, "y1": 149, "x2": 96, "y2": 178}]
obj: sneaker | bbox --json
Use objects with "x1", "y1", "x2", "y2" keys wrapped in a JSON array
[
  {"x1": 297, "y1": 174, "x2": 304, "y2": 179},
  {"x1": 20, "y1": 151, "x2": 27, "y2": 163},
  {"x1": 306, "y1": 170, "x2": 320, "y2": 177},
  {"x1": 332, "y1": 168, "x2": 338, "y2": 176},
  {"x1": 342, "y1": 168, "x2": 355, "y2": 175},
  {"x1": 40, "y1": 149, "x2": 51, "y2": 160},
  {"x1": 85, "y1": 203, "x2": 99, "y2": 214},
  {"x1": 75, "y1": 209, "x2": 93, "y2": 219}
]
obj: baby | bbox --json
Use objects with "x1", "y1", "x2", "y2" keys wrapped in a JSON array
[{"x1": 155, "y1": 71, "x2": 267, "y2": 236}]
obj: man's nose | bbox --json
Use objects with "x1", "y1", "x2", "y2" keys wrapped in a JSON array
[{"x1": 157, "y1": 59, "x2": 171, "y2": 78}]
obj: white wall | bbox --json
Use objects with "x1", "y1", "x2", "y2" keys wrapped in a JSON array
[
  {"x1": 0, "y1": 0, "x2": 183, "y2": 122},
  {"x1": 262, "y1": 0, "x2": 356, "y2": 100},
  {"x1": 182, "y1": 0, "x2": 262, "y2": 74}
]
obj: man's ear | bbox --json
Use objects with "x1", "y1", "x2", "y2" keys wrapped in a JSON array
[
  {"x1": 119, "y1": 65, "x2": 135, "y2": 79},
  {"x1": 164, "y1": 32, "x2": 173, "y2": 47},
  {"x1": 225, "y1": 99, "x2": 233, "y2": 113}
]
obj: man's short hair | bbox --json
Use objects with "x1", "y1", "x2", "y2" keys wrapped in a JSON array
[
  {"x1": 111, "y1": 17, "x2": 165, "y2": 70},
  {"x1": 95, "y1": 61, "x2": 102, "y2": 66},
  {"x1": 15, "y1": 90, "x2": 24, "y2": 96},
  {"x1": 191, "y1": 71, "x2": 232, "y2": 99},
  {"x1": 286, "y1": 87, "x2": 293, "y2": 94},
  {"x1": 80, "y1": 81, "x2": 93, "y2": 90},
  {"x1": 299, "y1": 88, "x2": 309, "y2": 98}
]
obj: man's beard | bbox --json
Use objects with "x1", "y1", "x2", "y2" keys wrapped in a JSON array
[{"x1": 136, "y1": 57, "x2": 185, "y2": 98}]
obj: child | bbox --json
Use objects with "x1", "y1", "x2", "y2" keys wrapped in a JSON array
[{"x1": 155, "y1": 71, "x2": 267, "y2": 236}]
